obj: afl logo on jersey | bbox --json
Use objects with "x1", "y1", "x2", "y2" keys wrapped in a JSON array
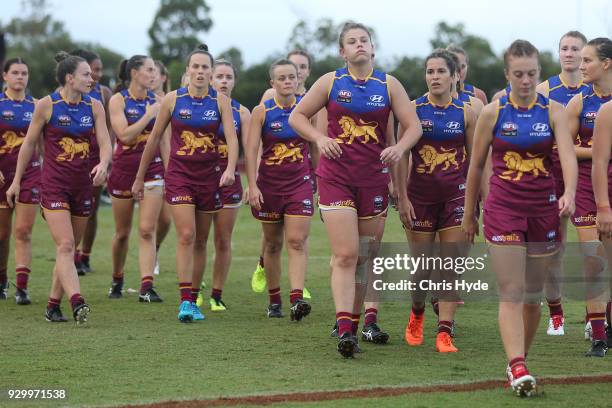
[
  {"x1": 421, "y1": 119, "x2": 433, "y2": 132},
  {"x1": 1, "y1": 110, "x2": 15, "y2": 121},
  {"x1": 179, "y1": 109, "x2": 192, "y2": 119},
  {"x1": 337, "y1": 90, "x2": 352, "y2": 104},
  {"x1": 270, "y1": 121, "x2": 283, "y2": 132},
  {"x1": 58, "y1": 115, "x2": 71, "y2": 126},
  {"x1": 585, "y1": 111, "x2": 597, "y2": 124},
  {"x1": 501, "y1": 122, "x2": 518, "y2": 137},
  {"x1": 126, "y1": 108, "x2": 140, "y2": 118}
]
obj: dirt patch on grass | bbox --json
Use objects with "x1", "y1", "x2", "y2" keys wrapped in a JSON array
[{"x1": 121, "y1": 374, "x2": 612, "y2": 407}]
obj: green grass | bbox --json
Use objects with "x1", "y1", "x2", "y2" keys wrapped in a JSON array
[{"x1": 0, "y1": 204, "x2": 610, "y2": 408}]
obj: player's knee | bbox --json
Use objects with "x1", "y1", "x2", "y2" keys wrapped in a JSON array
[
  {"x1": 264, "y1": 238, "x2": 283, "y2": 255},
  {"x1": 176, "y1": 228, "x2": 195, "y2": 246},
  {"x1": 13, "y1": 224, "x2": 32, "y2": 243},
  {"x1": 56, "y1": 238, "x2": 75, "y2": 255},
  {"x1": 286, "y1": 236, "x2": 306, "y2": 252},
  {"x1": 214, "y1": 233, "x2": 231, "y2": 253},
  {"x1": 333, "y1": 251, "x2": 358, "y2": 270}
]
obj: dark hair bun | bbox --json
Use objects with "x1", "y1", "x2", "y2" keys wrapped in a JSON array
[
  {"x1": 196, "y1": 43, "x2": 209, "y2": 51},
  {"x1": 54, "y1": 51, "x2": 70, "y2": 63}
]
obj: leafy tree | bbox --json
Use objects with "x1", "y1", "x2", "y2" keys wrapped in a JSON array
[{"x1": 148, "y1": 0, "x2": 213, "y2": 66}]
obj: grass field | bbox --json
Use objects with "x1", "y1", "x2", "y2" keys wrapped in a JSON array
[{"x1": 1, "y1": 202, "x2": 611, "y2": 407}]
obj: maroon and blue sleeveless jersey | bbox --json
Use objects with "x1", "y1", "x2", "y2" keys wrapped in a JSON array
[
  {"x1": 576, "y1": 85, "x2": 612, "y2": 187},
  {"x1": 409, "y1": 96, "x2": 468, "y2": 204},
  {"x1": 43, "y1": 92, "x2": 95, "y2": 187},
  {"x1": 112, "y1": 89, "x2": 162, "y2": 176},
  {"x1": 258, "y1": 96, "x2": 311, "y2": 195},
  {"x1": 87, "y1": 83, "x2": 104, "y2": 163},
  {"x1": 89, "y1": 83, "x2": 103, "y2": 103},
  {"x1": 167, "y1": 86, "x2": 221, "y2": 186},
  {"x1": 318, "y1": 68, "x2": 391, "y2": 187},
  {"x1": 546, "y1": 75, "x2": 589, "y2": 107},
  {"x1": 457, "y1": 82, "x2": 477, "y2": 103},
  {"x1": 485, "y1": 94, "x2": 557, "y2": 216},
  {"x1": 0, "y1": 92, "x2": 39, "y2": 175},
  {"x1": 217, "y1": 98, "x2": 242, "y2": 171}
]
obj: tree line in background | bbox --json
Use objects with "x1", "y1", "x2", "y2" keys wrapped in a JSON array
[{"x1": 3, "y1": 0, "x2": 561, "y2": 109}]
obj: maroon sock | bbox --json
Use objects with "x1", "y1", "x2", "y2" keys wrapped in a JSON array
[
  {"x1": 259, "y1": 256, "x2": 264, "y2": 268},
  {"x1": 112, "y1": 272, "x2": 124, "y2": 284},
  {"x1": 547, "y1": 298, "x2": 563, "y2": 317},
  {"x1": 80, "y1": 251, "x2": 90, "y2": 264},
  {"x1": 364, "y1": 308, "x2": 378, "y2": 326},
  {"x1": 438, "y1": 320, "x2": 453, "y2": 335},
  {"x1": 351, "y1": 314, "x2": 361, "y2": 336},
  {"x1": 606, "y1": 301, "x2": 611, "y2": 327},
  {"x1": 431, "y1": 299, "x2": 439, "y2": 317},
  {"x1": 47, "y1": 297, "x2": 61, "y2": 309},
  {"x1": 211, "y1": 288, "x2": 222, "y2": 302},
  {"x1": 179, "y1": 282, "x2": 192, "y2": 302},
  {"x1": 69, "y1": 293, "x2": 84, "y2": 310},
  {"x1": 0, "y1": 267, "x2": 7, "y2": 285},
  {"x1": 74, "y1": 250, "x2": 81, "y2": 264},
  {"x1": 268, "y1": 287, "x2": 281, "y2": 305},
  {"x1": 336, "y1": 312, "x2": 352, "y2": 337},
  {"x1": 191, "y1": 287, "x2": 200, "y2": 303},
  {"x1": 412, "y1": 304, "x2": 425, "y2": 317},
  {"x1": 140, "y1": 276, "x2": 153, "y2": 294},
  {"x1": 15, "y1": 266, "x2": 30, "y2": 290},
  {"x1": 289, "y1": 289, "x2": 303, "y2": 304},
  {"x1": 589, "y1": 313, "x2": 607, "y2": 341}
]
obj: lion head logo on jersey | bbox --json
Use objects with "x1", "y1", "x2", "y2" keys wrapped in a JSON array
[
  {"x1": 0, "y1": 131, "x2": 26, "y2": 155},
  {"x1": 336, "y1": 116, "x2": 379, "y2": 144},
  {"x1": 176, "y1": 131, "x2": 215, "y2": 155},
  {"x1": 416, "y1": 145, "x2": 459, "y2": 174},
  {"x1": 56, "y1": 137, "x2": 90, "y2": 161},
  {"x1": 265, "y1": 142, "x2": 304, "y2": 165},
  {"x1": 499, "y1": 151, "x2": 548, "y2": 181},
  {"x1": 122, "y1": 132, "x2": 149, "y2": 150}
]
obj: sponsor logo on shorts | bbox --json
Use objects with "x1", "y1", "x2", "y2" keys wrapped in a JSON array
[
  {"x1": 458, "y1": 183, "x2": 466, "y2": 191},
  {"x1": 215, "y1": 192, "x2": 222, "y2": 207},
  {"x1": 112, "y1": 189, "x2": 131, "y2": 197},
  {"x1": 421, "y1": 119, "x2": 433, "y2": 132},
  {"x1": 501, "y1": 122, "x2": 518, "y2": 137},
  {"x1": 302, "y1": 198, "x2": 313, "y2": 210},
  {"x1": 546, "y1": 230, "x2": 557, "y2": 241},
  {"x1": 50, "y1": 201, "x2": 69, "y2": 209},
  {"x1": 126, "y1": 108, "x2": 140, "y2": 118},
  {"x1": 270, "y1": 121, "x2": 283, "y2": 132},
  {"x1": 179, "y1": 109, "x2": 192, "y2": 119},
  {"x1": 413, "y1": 220, "x2": 433, "y2": 228},
  {"x1": 574, "y1": 214, "x2": 596, "y2": 224},
  {"x1": 373, "y1": 195, "x2": 384, "y2": 211},
  {"x1": 58, "y1": 115, "x2": 71, "y2": 127},
  {"x1": 2, "y1": 110, "x2": 15, "y2": 121},
  {"x1": 329, "y1": 199, "x2": 355, "y2": 208},
  {"x1": 367, "y1": 94, "x2": 385, "y2": 107},
  {"x1": 584, "y1": 111, "x2": 597, "y2": 124},
  {"x1": 454, "y1": 206, "x2": 465, "y2": 216},
  {"x1": 258, "y1": 211, "x2": 281, "y2": 219},
  {"x1": 337, "y1": 90, "x2": 352, "y2": 104},
  {"x1": 171, "y1": 195, "x2": 193, "y2": 203},
  {"x1": 491, "y1": 233, "x2": 521, "y2": 243},
  {"x1": 549, "y1": 194, "x2": 557, "y2": 202}
]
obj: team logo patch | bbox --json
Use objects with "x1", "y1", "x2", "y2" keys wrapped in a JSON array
[
  {"x1": 421, "y1": 119, "x2": 433, "y2": 132},
  {"x1": 2, "y1": 110, "x2": 15, "y2": 121},
  {"x1": 179, "y1": 109, "x2": 192, "y2": 119},
  {"x1": 337, "y1": 90, "x2": 352, "y2": 104},
  {"x1": 584, "y1": 111, "x2": 597, "y2": 124},
  {"x1": 373, "y1": 195, "x2": 384, "y2": 212},
  {"x1": 501, "y1": 122, "x2": 518, "y2": 137},
  {"x1": 58, "y1": 115, "x2": 71, "y2": 126},
  {"x1": 80, "y1": 116, "x2": 92, "y2": 125},
  {"x1": 270, "y1": 121, "x2": 283, "y2": 132},
  {"x1": 126, "y1": 108, "x2": 140, "y2": 118}
]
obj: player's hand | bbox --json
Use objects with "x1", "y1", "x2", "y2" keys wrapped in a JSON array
[
  {"x1": 248, "y1": 185, "x2": 264, "y2": 210},
  {"x1": 131, "y1": 177, "x2": 145, "y2": 201},
  {"x1": 380, "y1": 144, "x2": 405, "y2": 165},
  {"x1": 0, "y1": 170, "x2": 5, "y2": 188},
  {"x1": 597, "y1": 205, "x2": 612, "y2": 238},
  {"x1": 316, "y1": 135, "x2": 342, "y2": 159},
  {"x1": 558, "y1": 192, "x2": 575, "y2": 218},
  {"x1": 461, "y1": 215, "x2": 479, "y2": 244},
  {"x1": 397, "y1": 195, "x2": 415, "y2": 228},
  {"x1": 91, "y1": 162, "x2": 108, "y2": 187},
  {"x1": 5, "y1": 181, "x2": 20, "y2": 208},
  {"x1": 219, "y1": 169, "x2": 235, "y2": 187},
  {"x1": 146, "y1": 102, "x2": 161, "y2": 120},
  {"x1": 242, "y1": 188, "x2": 250, "y2": 204},
  {"x1": 388, "y1": 180, "x2": 398, "y2": 210}
]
